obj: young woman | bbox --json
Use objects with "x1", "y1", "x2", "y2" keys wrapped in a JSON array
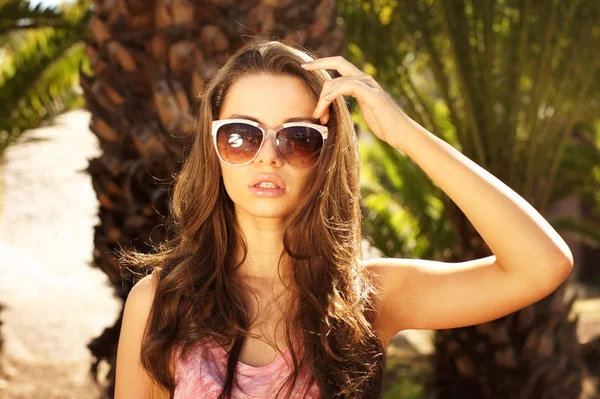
[{"x1": 114, "y1": 40, "x2": 573, "y2": 399}]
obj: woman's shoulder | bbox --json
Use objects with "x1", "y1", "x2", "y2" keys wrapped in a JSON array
[
  {"x1": 116, "y1": 270, "x2": 166, "y2": 398},
  {"x1": 130, "y1": 270, "x2": 160, "y2": 297},
  {"x1": 121, "y1": 273, "x2": 159, "y2": 319},
  {"x1": 123, "y1": 272, "x2": 159, "y2": 329}
]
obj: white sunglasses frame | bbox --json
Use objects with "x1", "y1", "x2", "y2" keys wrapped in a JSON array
[{"x1": 211, "y1": 118, "x2": 329, "y2": 169}]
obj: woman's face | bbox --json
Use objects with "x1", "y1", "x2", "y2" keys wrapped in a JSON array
[{"x1": 216, "y1": 73, "x2": 322, "y2": 221}]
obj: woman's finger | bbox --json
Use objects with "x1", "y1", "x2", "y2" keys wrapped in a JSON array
[
  {"x1": 301, "y1": 55, "x2": 364, "y2": 78},
  {"x1": 312, "y1": 79, "x2": 379, "y2": 120}
]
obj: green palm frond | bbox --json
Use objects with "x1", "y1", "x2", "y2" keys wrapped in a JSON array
[
  {"x1": 0, "y1": 0, "x2": 91, "y2": 155},
  {"x1": 346, "y1": 0, "x2": 599, "y2": 208},
  {"x1": 549, "y1": 216, "x2": 600, "y2": 249},
  {"x1": 549, "y1": 122, "x2": 600, "y2": 207},
  {"x1": 0, "y1": 27, "x2": 83, "y2": 152},
  {"x1": 0, "y1": 0, "x2": 66, "y2": 35},
  {"x1": 343, "y1": 0, "x2": 599, "y2": 266},
  {"x1": 359, "y1": 131, "x2": 454, "y2": 259}
]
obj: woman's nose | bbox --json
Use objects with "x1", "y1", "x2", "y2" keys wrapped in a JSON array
[{"x1": 255, "y1": 136, "x2": 283, "y2": 166}]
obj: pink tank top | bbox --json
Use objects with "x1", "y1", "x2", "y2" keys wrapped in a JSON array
[{"x1": 173, "y1": 335, "x2": 321, "y2": 398}]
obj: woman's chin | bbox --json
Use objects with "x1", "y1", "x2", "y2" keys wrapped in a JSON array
[{"x1": 248, "y1": 207, "x2": 291, "y2": 219}]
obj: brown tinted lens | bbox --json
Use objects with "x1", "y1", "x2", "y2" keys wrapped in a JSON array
[
  {"x1": 216, "y1": 123, "x2": 263, "y2": 164},
  {"x1": 278, "y1": 126, "x2": 324, "y2": 168}
]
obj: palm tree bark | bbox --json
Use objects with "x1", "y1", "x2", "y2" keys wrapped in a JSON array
[{"x1": 430, "y1": 200, "x2": 585, "y2": 399}]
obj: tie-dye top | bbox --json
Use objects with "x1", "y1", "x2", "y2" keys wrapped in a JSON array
[{"x1": 173, "y1": 335, "x2": 321, "y2": 398}]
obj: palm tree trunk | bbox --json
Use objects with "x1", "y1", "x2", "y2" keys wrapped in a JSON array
[
  {"x1": 429, "y1": 200, "x2": 585, "y2": 399},
  {"x1": 79, "y1": 0, "x2": 344, "y2": 396}
]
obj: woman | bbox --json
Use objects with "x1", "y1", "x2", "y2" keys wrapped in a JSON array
[{"x1": 114, "y1": 40, "x2": 573, "y2": 399}]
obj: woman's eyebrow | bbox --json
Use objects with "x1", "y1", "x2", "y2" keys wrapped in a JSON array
[{"x1": 226, "y1": 114, "x2": 320, "y2": 125}]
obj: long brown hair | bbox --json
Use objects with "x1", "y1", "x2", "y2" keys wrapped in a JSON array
[{"x1": 118, "y1": 39, "x2": 386, "y2": 399}]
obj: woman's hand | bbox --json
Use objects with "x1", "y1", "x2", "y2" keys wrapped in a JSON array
[{"x1": 301, "y1": 55, "x2": 414, "y2": 149}]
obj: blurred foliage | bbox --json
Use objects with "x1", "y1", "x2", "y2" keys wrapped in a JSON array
[
  {"x1": 342, "y1": 1, "x2": 599, "y2": 396},
  {"x1": 339, "y1": 0, "x2": 600, "y2": 259},
  {"x1": 0, "y1": 0, "x2": 92, "y2": 156},
  {"x1": 358, "y1": 128, "x2": 455, "y2": 260},
  {"x1": 383, "y1": 356, "x2": 430, "y2": 399}
]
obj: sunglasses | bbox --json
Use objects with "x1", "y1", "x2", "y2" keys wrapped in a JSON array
[{"x1": 212, "y1": 118, "x2": 329, "y2": 169}]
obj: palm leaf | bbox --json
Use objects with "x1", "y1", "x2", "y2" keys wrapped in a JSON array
[
  {"x1": 359, "y1": 130, "x2": 454, "y2": 260},
  {"x1": 0, "y1": 0, "x2": 65, "y2": 35},
  {"x1": 549, "y1": 216, "x2": 600, "y2": 249},
  {"x1": 0, "y1": 0, "x2": 90, "y2": 155}
]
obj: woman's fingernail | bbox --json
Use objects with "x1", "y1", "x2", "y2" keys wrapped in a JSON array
[{"x1": 301, "y1": 61, "x2": 312, "y2": 68}]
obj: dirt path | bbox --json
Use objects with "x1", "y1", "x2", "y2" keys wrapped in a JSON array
[{"x1": 0, "y1": 109, "x2": 121, "y2": 398}]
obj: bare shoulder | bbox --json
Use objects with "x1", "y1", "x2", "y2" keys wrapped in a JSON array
[
  {"x1": 360, "y1": 259, "x2": 404, "y2": 348},
  {"x1": 361, "y1": 255, "x2": 565, "y2": 346},
  {"x1": 115, "y1": 271, "x2": 170, "y2": 399},
  {"x1": 134, "y1": 270, "x2": 160, "y2": 292},
  {"x1": 121, "y1": 273, "x2": 160, "y2": 326}
]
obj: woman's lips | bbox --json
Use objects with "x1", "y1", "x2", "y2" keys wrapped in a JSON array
[
  {"x1": 248, "y1": 186, "x2": 285, "y2": 197},
  {"x1": 248, "y1": 173, "x2": 286, "y2": 189}
]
